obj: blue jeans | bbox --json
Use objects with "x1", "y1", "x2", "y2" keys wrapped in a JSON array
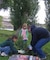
[
  {"x1": 0, "y1": 46, "x2": 10, "y2": 54},
  {"x1": 33, "y1": 37, "x2": 50, "y2": 58}
]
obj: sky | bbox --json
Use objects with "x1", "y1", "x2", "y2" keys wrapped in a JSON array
[
  {"x1": 0, "y1": 0, "x2": 46, "y2": 24},
  {"x1": 0, "y1": 8, "x2": 10, "y2": 17},
  {"x1": 36, "y1": 0, "x2": 46, "y2": 24}
]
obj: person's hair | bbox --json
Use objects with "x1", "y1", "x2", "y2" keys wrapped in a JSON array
[
  {"x1": 28, "y1": 25, "x2": 31, "y2": 29},
  {"x1": 22, "y1": 23, "x2": 28, "y2": 29},
  {"x1": 11, "y1": 35, "x2": 17, "y2": 39}
]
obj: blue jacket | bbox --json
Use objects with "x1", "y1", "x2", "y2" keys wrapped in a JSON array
[{"x1": 31, "y1": 25, "x2": 50, "y2": 46}]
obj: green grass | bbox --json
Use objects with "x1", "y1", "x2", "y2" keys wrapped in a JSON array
[
  {"x1": 0, "y1": 56, "x2": 9, "y2": 60},
  {"x1": 0, "y1": 30, "x2": 50, "y2": 60},
  {"x1": 43, "y1": 42, "x2": 50, "y2": 54},
  {"x1": 43, "y1": 42, "x2": 50, "y2": 60},
  {"x1": 0, "y1": 30, "x2": 15, "y2": 36},
  {"x1": 0, "y1": 30, "x2": 15, "y2": 43}
]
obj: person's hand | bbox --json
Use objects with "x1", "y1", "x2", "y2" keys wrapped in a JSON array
[
  {"x1": 18, "y1": 50, "x2": 25, "y2": 54},
  {"x1": 28, "y1": 45, "x2": 32, "y2": 50}
]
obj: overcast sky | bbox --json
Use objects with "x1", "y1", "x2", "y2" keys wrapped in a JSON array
[
  {"x1": 36, "y1": 0, "x2": 46, "y2": 24},
  {"x1": 0, "y1": 0, "x2": 46, "y2": 24},
  {"x1": 0, "y1": 8, "x2": 10, "y2": 17}
]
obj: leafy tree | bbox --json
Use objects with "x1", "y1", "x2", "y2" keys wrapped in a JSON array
[
  {"x1": 0, "y1": 16, "x2": 3, "y2": 27},
  {"x1": 0, "y1": 0, "x2": 38, "y2": 30},
  {"x1": 45, "y1": 0, "x2": 50, "y2": 31}
]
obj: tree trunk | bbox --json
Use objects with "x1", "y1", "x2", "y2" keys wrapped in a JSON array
[{"x1": 14, "y1": 25, "x2": 17, "y2": 31}]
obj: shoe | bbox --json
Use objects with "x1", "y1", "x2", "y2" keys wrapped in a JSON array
[{"x1": 1, "y1": 52, "x2": 8, "y2": 56}]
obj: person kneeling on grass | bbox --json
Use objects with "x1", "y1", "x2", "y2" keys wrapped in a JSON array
[
  {"x1": 0, "y1": 35, "x2": 18, "y2": 56},
  {"x1": 28, "y1": 25, "x2": 50, "y2": 59}
]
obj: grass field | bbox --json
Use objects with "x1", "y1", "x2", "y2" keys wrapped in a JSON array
[{"x1": 0, "y1": 30, "x2": 50, "y2": 60}]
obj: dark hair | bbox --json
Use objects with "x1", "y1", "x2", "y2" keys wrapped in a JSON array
[
  {"x1": 11, "y1": 35, "x2": 17, "y2": 39},
  {"x1": 31, "y1": 25, "x2": 36, "y2": 32}
]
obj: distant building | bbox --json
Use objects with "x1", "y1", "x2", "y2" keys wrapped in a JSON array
[
  {"x1": 36, "y1": 23, "x2": 46, "y2": 28},
  {"x1": 2, "y1": 16, "x2": 14, "y2": 31}
]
